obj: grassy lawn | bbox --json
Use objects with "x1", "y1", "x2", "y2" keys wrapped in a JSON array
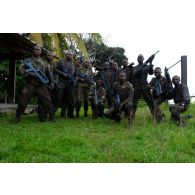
[{"x1": 0, "y1": 104, "x2": 195, "y2": 162}]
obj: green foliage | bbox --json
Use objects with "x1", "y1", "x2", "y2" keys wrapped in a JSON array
[
  {"x1": 0, "y1": 104, "x2": 195, "y2": 162},
  {"x1": 85, "y1": 40, "x2": 127, "y2": 67}
]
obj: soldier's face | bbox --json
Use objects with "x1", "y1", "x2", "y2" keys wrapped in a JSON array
[
  {"x1": 104, "y1": 64, "x2": 109, "y2": 70},
  {"x1": 66, "y1": 53, "x2": 73, "y2": 60},
  {"x1": 137, "y1": 56, "x2": 144, "y2": 64},
  {"x1": 154, "y1": 69, "x2": 161, "y2": 78},
  {"x1": 47, "y1": 53, "x2": 53, "y2": 62},
  {"x1": 123, "y1": 60, "x2": 128, "y2": 67},
  {"x1": 172, "y1": 77, "x2": 180, "y2": 86},
  {"x1": 97, "y1": 80, "x2": 102, "y2": 87},
  {"x1": 112, "y1": 64, "x2": 117, "y2": 70},
  {"x1": 119, "y1": 73, "x2": 126, "y2": 82},
  {"x1": 33, "y1": 46, "x2": 41, "y2": 57},
  {"x1": 84, "y1": 61, "x2": 90, "y2": 68}
]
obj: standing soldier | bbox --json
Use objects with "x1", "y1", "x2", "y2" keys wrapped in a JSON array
[
  {"x1": 104, "y1": 72, "x2": 134, "y2": 128},
  {"x1": 75, "y1": 59, "x2": 93, "y2": 117},
  {"x1": 169, "y1": 75, "x2": 191, "y2": 126},
  {"x1": 148, "y1": 67, "x2": 169, "y2": 122},
  {"x1": 131, "y1": 54, "x2": 154, "y2": 117},
  {"x1": 55, "y1": 51, "x2": 77, "y2": 118},
  {"x1": 88, "y1": 78, "x2": 106, "y2": 118},
  {"x1": 121, "y1": 59, "x2": 133, "y2": 83},
  {"x1": 109, "y1": 61, "x2": 120, "y2": 87},
  {"x1": 11, "y1": 45, "x2": 55, "y2": 123},
  {"x1": 37, "y1": 51, "x2": 56, "y2": 122},
  {"x1": 96, "y1": 62, "x2": 113, "y2": 108}
]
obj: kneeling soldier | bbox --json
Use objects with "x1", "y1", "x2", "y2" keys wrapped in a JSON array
[
  {"x1": 104, "y1": 72, "x2": 134, "y2": 128},
  {"x1": 88, "y1": 78, "x2": 106, "y2": 118},
  {"x1": 169, "y1": 75, "x2": 191, "y2": 126}
]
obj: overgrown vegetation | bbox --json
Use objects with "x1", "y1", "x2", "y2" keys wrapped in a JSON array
[{"x1": 0, "y1": 104, "x2": 195, "y2": 162}]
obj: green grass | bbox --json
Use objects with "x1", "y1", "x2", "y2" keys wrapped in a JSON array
[{"x1": 0, "y1": 104, "x2": 195, "y2": 162}]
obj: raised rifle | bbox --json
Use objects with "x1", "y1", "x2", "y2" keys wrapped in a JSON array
[
  {"x1": 144, "y1": 50, "x2": 160, "y2": 65},
  {"x1": 22, "y1": 59, "x2": 49, "y2": 85},
  {"x1": 164, "y1": 67, "x2": 174, "y2": 98},
  {"x1": 78, "y1": 71, "x2": 95, "y2": 85}
]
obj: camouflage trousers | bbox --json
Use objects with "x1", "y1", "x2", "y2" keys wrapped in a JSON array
[
  {"x1": 90, "y1": 102, "x2": 104, "y2": 119},
  {"x1": 169, "y1": 104, "x2": 188, "y2": 125},
  {"x1": 132, "y1": 87, "x2": 154, "y2": 117},
  {"x1": 104, "y1": 102, "x2": 133, "y2": 126},
  {"x1": 16, "y1": 83, "x2": 54, "y2": 120},
  {"x1": 152, "y1": 97, "x2": 165, "y2": 123},
  {"x1": 56, "y1": 80, "x2": 76, "y2": 118},
  {"x1": 75, "y1": 86, "x2": 90, "y2": 112}
]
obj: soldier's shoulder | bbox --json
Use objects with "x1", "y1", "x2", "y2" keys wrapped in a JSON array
[
  {"x1": 125, "y1": 81, "x2": 132, "y2": 86},
  {"x1": 113, "y1": 81, "x2": 120, "y2": 87}
]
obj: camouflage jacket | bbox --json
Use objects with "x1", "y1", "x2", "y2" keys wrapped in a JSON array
[
  {"x1": 111, "y1": 81, "x2": 134, "y2": 105},
  {"x1": 172, "y1": 83, "x2": 190, "y2": 106}
]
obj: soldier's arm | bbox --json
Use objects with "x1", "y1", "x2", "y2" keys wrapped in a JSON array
[
  {"x1": 19, "y1": 64, "x2": 26, "y2": 75},
  {"x1": 145, "y1": 64, "x2": 154, "y2": 75},
  {"x1": 148, "y1": 78, "x2": 155, "y2": 89},
  {"x1": 111, "y1": 83, "x2": 117, "y2": 105},
  {"x1": 99, "y1": 87, "x2": 106, "y2": 103},
  {"x1": 122, "y1": 84, "x2": 134, "y2": 105}
]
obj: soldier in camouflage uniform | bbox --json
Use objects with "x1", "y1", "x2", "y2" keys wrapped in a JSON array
[
  {"x1": 104, "y1": 72, "x2": 134, "y2": 128},
  {"x1": 11, "y1": 46, "x2": 55, "y2": 123},
  {"x1": 131, "y1": 54, "x2": 154, "y2": 117},
  {"x1": 75, "y1": 59, "x2": 93, "y2": 117},
  {"x1": 96, "y1": 62, "x2": 113, "y2": 108},
  {"x1": 55, "y1": 51, "x2": 77, "y2": 118},
  {"x1": 121, "y1": 59, "x2": 133, "y2": 83},
  {"x1": 148, "y1": 67, "x2": 169, "y2": 123},
  {"x1": 88, "y1": 77, "x2": 106, "y2": 118},
  {"x1": 109, "y1": 61, "x2": 120, "y2": 86},
  {"x1": 37, "y1": 51, "x2": 57, "y2": 122},
  {"x1": 169, "y1": 75, "x2": 191, "y2": 126}
]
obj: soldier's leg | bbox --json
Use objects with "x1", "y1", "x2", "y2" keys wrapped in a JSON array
[
  {"x1": 106, "y1": 92, "x2": 112, "y2": 108},
  {"x1": 66, "y1": 85, "x2": 76, "y2": 118},
  {"x1": 142, "y1": 88, "x2": 154, "y2": 115},
  {"x1": 153, "y1": 98, "x2": 163, "y2": 123},
  {"x1": 75, "y1": 85, "x2": 83, "y2": 117},
  {"x1": 83, "y1": 87, "x2": 90, "y2": 117},
  {"x1": 37, "y1": 99, "x2": 47, "y2": 122},
  {"x1": 56, "y1": 82, "x2": 66, "y2": 117},
  {"x1": 132, "y1": 88, "x2": 142, "y2": 117},
  {"x1": 123, "y1": 102, "x2": 133, "y2": 128},
  {"x1": 98, "y1": 103, "x2": 104, "y2": 118},
  {"x1": 13, "y1": 84, "x2": 35, "y2": 123},
  {"x1": 35, "y1": 85, "x2": 55, "y2": 121},
  {"x1": 169, "y1": 104, "x2": 180, "y2": 123},
  {"x1": 104, "y1": 106, "x2": 115, "y2": 120}
]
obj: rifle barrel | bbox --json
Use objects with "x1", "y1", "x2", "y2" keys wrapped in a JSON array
[
  {"x1": 154, "y1": 50, "x2": 160, "y2": 55},
  {"x1": 167, "y1": 60, "x2": 181, "y2": 70}
]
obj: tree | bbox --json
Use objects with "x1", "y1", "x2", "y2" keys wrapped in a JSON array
[{"x1": 27, "y1": 33, "x2": 101, "y2": 59}]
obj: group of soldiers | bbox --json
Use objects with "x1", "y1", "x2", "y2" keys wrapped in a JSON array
[{"x1": 11, "y1": 45, "x2": 191, "y2": 128}]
